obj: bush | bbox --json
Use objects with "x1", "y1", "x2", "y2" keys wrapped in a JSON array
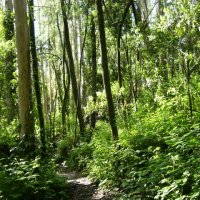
[
  {"x1": 66, "y1": 142, "x2": 93, "y2": 171},
  {"x1": 115, "y1": 115, "x2": 200, "y2": 199},
  {"x1": 0, "y1": 157, "x2": 68, "y2": 200},
  {"x1": 0, "y1": 119, "x2": 18, "y2": 158},
  {"x1": 81, "y1": 110, "x2": 200, "y2": 199},
  {"x1": 63, "y1": 121, "x2": 111, "y2": 171}
]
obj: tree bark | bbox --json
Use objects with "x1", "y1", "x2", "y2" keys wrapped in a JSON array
[
  {"x1": 96, "y1": 0, "x2": 118, "y2": 140},
  {"x1": 3, "y1": 0, "x2": 16, "y2": 123},
  {"x1": 61, "y1": 54, "x2": 70, "y2": 136},
  {"x1": 131, "y1": 0, "x2": 142, "y2": 26},
  {"x1": 90, "y1": 15, "x2": 97, "y2": 129},
  {"x1": 117, "y1": 1, "x2": 132, "y2": 89},
  {"x1": 56, "y1": 13, "x2": 70, "y2": 136},
  {"x1": 14, "y1": 0, "x2": 35, "y2": 157},
  {"x1": 60, "y1": 0, "x2": 85, "y2": 135},
  {"x1": 28, "y1": 0, "x2": 46, "y2": 158}
]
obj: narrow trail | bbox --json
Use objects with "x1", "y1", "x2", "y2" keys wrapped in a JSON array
[{"x1": 60, "y1": 171, "x2": 116, "y2": 200}]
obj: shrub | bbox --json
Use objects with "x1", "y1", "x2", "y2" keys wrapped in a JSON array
[
  {"x1": 83, "y1": 110, "x2": 200, "y2": 199},
  {"x1": 0, "y1": 157, "x2": 68, "y2": 200},
  {"x1": 67, "y1": 142, "x2": 93, "y2": 171}
]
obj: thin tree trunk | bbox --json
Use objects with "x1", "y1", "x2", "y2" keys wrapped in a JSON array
[
  {"x1": 79, "y1": 1, "x2": 89, "y2": 106},
  {"x1": 56, "y1": 13, "x2": 71, "y2": 136},
  {"x1": 4, "y1": 0, "x2": 16, "y2": 123},
  {"x1": 60, "y1": 0, "x2": 85, "y2": 135},
  {"x1": 49, "y1": 61, "x2": 54, "y2": 140},
  {"x1": 52, "y1": 91, "x2": 58, "y2": 148},
  {"x1": 96, "y1": 0, "x2": 118, "y2": 140},
  {"x1": 90, "y1": 15, "x2": 97, "y2": 129},
  {"x1": 117, "y1": 1, "x2": 132, "y2": 89},
  {"x1": 61, "y1": 55, "x2": 70, "y2": 136},
  {"x1": 187, "y1": 60, "x2": 193, "y2": 118},
  {"x1": 72, "y1": 0, "x2": 79, "y2": 76},
  {"x1": 41, "y1": 59, "x2": 48, "y2": 123},
  {"x1": 28, "y1": 0, "x2": 46, "y2": 158},
  {"x1": 158, "y1": 0, "x2": 168, "y2": 95},
  {"x1": 52, "y1": 62, "x2": 63, "y2": 103},
  {"x1": 131, "y1": 0, "x2": 142, "y2": 26},
  {"x1": 38, "y1": 6, "x2": 48, "y2": 123}
]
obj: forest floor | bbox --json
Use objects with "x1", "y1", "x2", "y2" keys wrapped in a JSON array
[{"x1": 60, "y1": 170, "x2": 117, "y2": 200}]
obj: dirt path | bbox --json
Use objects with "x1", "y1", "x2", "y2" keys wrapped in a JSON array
[{"x1": 60, "y1": 171, "x2": 116, "y2": 200}]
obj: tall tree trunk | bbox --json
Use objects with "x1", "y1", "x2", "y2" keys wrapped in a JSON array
[
  {"x1": 90, "y1": 15, "x2": 97, "y2": 129},
  {"x1": 79, "y1": 1, "x2": 89, "y2": 107},
  {"x1": 61, "y1": 54, "x2": 70, "y2": 136},
  {"x1": 14, "y1": 0, "x2": 35, "y2": 157},
  {"x1": 28, "y1": 0, "x2": 46, "y2": 158},
  {"x1": 131, "y1": 0, "x2": 142, "y2": 26},
  {"x1": 49, "y1": 61, "x2": 53, "y2": 140},
  {"x1": 3, "y1": 0, "x2": 16, "y2": 123},
  {"x1": 139, "y1": 0, "x2": 148, "y2": 22},
  {"x1": 38, "y1": 7, "x2": 48, "y2": 124},
  {"x1": 52, "y1": 61, "x2": 63, "y2": 103},
  {"x1": 117, "y1": 1, "x2": 132, "y2": 89},
  {"x1": 41, "y1": 59, "x2": 48, "y2": 123},
  {"x1": 187, "y1": 69, "x2": 193, "y2": 118},
  {"x1": 56, "y1": 13, "x2": 70, "y2": 136},
  {"x1": 52, "y1": 91, "x2": 58, "y2": 148},
  {"x1": 158, "y1": 0, "x2": 168, "y2": 94},
  {"x1": 60, "y1": 0, "x2": 85, "y2": 135},
  {"x1": 72, "y1": 0, "x2": 79, "y2": 76},
  {"x1": 96, "y1": 0, "x2": 118, "y2": 140}
]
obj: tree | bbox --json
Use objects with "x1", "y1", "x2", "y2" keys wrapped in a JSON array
[
  {"x1": 117, "y1": 1, "x2": 132, "y2": 89},
  {"x1": 96, "y1": 0, "x2": 118, "y2": 140},
  {"x1": 56, "y1": 12, "x2": 71, "y2": 136},
  {"x1": 90, "y1": 15, "x2": 97, "y2": 129},
  {"x1": 60, "y1": 0, "x2": 85, "y2": 135},
  {"x1": 28, "y1": 0, "x2": 46, "y2": 157},
  {"x1": 3, "y1": 0, "x2": 16, "y2": 123},
  {"x1": 14, "y1": 0, "x2": 35, "y2": 157}
]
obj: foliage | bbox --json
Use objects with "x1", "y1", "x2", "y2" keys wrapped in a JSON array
[
  {"x1": 68, "y1": 100, "x2": 200, "y2": 199},
  {"x1": 0, "y1": 157, "x2": 68, "y2": 200},
  {"x1": 116, "y1": 116, "x2": 200, "y2": 199},
  {"x1": 62, "y1": 122, "x2": 112, "y2": 171},
  {"x1": 67, "y1": 142, "x2": 93, "y2": 171},
  {"x1": 0, "y1": 0, "x2": 200, "y2": 199},
  {"x1": 0, "y1": 119, "x2": 18, "y2": 158}
]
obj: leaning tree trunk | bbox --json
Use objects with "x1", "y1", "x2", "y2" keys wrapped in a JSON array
[
  {"x1": 28, "y1": 0, "x2": 46, "y2": 158},
  {"x1": 60, "y1": 0, "x2": 85, "y2": 135},
  {"x1": 14, "y1": 0, "x2": 35, "y2": 157},
  {"x1": 96, "y1": 0, "x2": 118, "y2": 140}
]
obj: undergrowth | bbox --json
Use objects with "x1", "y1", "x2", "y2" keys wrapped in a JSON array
[
  {"x1": 0, "y1": 157, "x2": 68, "y2": 200},
  {"x1": 62, "y1": 102, "x2": 200, "y2": 199}
]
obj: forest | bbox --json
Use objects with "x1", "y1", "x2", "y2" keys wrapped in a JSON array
[{"x1": 0, "y1": 0, "x2": 200, "y2": 199}]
